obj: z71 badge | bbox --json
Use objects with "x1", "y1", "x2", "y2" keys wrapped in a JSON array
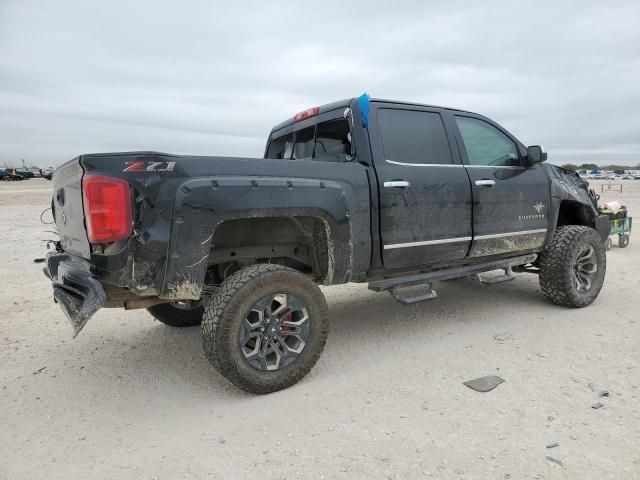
[{"x1": 124, "y1": 161, "x2": 176, "y2": 173}]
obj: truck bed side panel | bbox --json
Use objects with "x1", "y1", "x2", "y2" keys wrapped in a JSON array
[
  {"x1": 163, "y1": 175, "x2": 363, "y2": 298},
  {"x1": 77, "y1": 152, "x2": 370, "y2": 298}
]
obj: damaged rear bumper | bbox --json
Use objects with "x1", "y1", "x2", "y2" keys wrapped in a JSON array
[{"x1": 43, "y1": 252, "x2": 106, "y2": 337}]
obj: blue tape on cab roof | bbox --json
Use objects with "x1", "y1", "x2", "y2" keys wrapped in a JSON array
[{"x1": 358, "y1": 92, "x2": 370, "y2": 128}]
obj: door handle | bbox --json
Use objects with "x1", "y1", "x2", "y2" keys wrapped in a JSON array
[
  {"x1": 384, "y1": 181, "x2": 410, "y2": 188},
  {"x1": 475, "y1": 179, "x2": 496, "y2": 187}
]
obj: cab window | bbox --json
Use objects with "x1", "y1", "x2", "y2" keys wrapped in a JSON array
[
  {"x1": 455, "y1": 116, "x2": 520, "y2": 167},
  {"x1": 377, "y1": 109, "x2": 452, "y2": 165}
]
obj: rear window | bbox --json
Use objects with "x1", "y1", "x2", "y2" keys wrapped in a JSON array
[
  {"x1": 266, "y1": 132, "x2": 293, "y2": 159},
  {"x1": 315, "y1": 119, "x2": 350, "y2": 161},
  {"x1": 266, "y1": 117, "x2": 352, "y2": 161},
  {"x1": 377, "y1": 109, "x2": 452, "y2": 165},
  {"x1": 293, "y1": 127, "x2": 315, "y2": 160}
]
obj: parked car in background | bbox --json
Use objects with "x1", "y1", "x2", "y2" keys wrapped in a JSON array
[
  {"x1": 15, "y1": 168, "x2": 34, "y2": 179},
  {"x1": 41, "y1": 168, "x2": 54, "y2": 180},
  {"x1": 1, "y1": 169, "x2": 26, "y2": 181}
]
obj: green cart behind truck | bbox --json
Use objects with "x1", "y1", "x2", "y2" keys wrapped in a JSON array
[{"x1": 605, "y1": 217, "x2": 632, "y2": 249}]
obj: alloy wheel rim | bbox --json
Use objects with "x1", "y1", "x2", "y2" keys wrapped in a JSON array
[
  {"x1": 239, "y1": 293, "x2": 311, "y2": 371},
  {"x1": 572, "y1": 244, "x2": 598, "y2": 292}
]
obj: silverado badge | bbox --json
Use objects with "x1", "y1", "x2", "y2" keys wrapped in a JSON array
[{"x1": 519, "y1": 201, "x2": 545, "y2": 220}]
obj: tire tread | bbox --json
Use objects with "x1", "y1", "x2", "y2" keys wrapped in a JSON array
[
  {"x1": 539, "y1": 225, "x2": 606, "y2": 308},
  {"x1": 202, "y1": 264, "x2": 328, "y2": 394}
]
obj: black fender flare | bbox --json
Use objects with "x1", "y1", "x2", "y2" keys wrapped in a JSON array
[
  {"x1": 160, "y1": 176, "x2": 354, "y2": 299},
  {"x1": 545, "y1": 169, "x2": 602, "y2": 246}
]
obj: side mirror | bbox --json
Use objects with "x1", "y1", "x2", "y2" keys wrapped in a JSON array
[{"x1": 527, "y1": 145, "x2": 547, "y2": 164}]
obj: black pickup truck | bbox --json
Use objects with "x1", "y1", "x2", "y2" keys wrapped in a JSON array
[{"x1": 44, "y1": 95, "x2": 610, "y2": 393}]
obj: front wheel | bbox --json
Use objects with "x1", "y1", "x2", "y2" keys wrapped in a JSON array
[
  {"x1": 539, "y1": 225, "x2": 606, "y2": 307},
  {"x1": 202, "y1": 264, "x2": 329, "y2": 394}
]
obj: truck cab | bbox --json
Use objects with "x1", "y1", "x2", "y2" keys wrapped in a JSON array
[{"x1": 263, "y1": 97, "x2": 581, "y2": 277}]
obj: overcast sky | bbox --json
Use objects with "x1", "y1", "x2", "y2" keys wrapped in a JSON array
[{"x1": 1, "y1": 0, "x2": 639, "y2": 167}]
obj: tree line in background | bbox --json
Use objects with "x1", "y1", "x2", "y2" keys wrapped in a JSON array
[{"x1": 560, "y1": 163, "x2": 640, "y2": 172}]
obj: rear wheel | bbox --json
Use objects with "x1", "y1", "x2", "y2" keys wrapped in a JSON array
[
  {"x1": 539, "y1": 225, "x2": 606, "y2": 307},
  {"x1": 147, "y1": 300, "x2": 204, "y2": 327},
  {"x1": 202, "y1": 264, "x2": 329, "y2": 394}
]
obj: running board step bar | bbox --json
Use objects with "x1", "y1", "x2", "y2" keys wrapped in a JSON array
[
  {"x1": 475, "y1": 266, "x2": 516, "y2": 285},
  {"x1": 391, "y1": 284, "x2": 438, "y2": 305},
  {"x1": 368, "y1": 254, "x2": 537, "y2": 303}
]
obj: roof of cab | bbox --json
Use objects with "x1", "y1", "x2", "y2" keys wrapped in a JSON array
[
  {"x1": 268, "y1": 97, "x2": 477, "y2": 135},
  {"x1": 269, "y1": 98, "x2": 353, "y2": 133},
  {"x1": 373, "y1": 98, "x2": 474, "y2": 115}
]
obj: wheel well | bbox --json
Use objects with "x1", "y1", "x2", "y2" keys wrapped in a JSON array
[
  {"x1": 557, "y1": 200, "x2": 595, "y2": 228},
  {"x1": 206, "y1": 216, "x2": 332, "y2": 283}
]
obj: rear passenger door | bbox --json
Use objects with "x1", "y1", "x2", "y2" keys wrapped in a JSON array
[{"x1": 369, "y1": 104, "x2": 473, "y2": 269}]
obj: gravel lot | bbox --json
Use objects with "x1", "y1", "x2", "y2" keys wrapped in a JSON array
[{"x1": 1, "y1": 178, "x2": 639, "y2": 479}]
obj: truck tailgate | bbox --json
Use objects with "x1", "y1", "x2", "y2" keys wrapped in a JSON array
[{"x1": 52, "y1": 158, "x2": 90, "y2": 259}]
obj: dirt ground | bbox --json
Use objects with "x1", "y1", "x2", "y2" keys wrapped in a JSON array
[{"x1": 1, "y1": 178, "x2": 638, "y2": 480}]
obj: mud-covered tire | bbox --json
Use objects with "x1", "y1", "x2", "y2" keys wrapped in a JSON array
[
  {"x1": 202, "y1": 264, "x2": 329, "y2": 394},
  {"x1": 147, "y1": 301, "x2": 204, "y2": 327},
  {"x1": 539, "y1": 225, "x2": 606, "y2": 307}
]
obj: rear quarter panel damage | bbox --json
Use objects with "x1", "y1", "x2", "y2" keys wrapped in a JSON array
[
  {"x1": 80, "y1": 153, "x2": 370, "y2": 300},
  {"x1": 161, "y1": 175, "x2": 368, "y2": 299}
]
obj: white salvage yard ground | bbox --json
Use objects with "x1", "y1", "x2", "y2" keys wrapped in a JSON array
[{"x1": 1, "y1": 178, "x2": 638, "y2": 480}]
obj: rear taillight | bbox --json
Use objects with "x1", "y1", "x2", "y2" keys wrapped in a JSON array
[{"x1": 82, "y1": 174, "x2": 132, "y2": 243}]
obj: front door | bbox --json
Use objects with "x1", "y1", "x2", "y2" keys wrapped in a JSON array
[
  {"x1": 369, "y1": 104, "x2": 473, "y2": 269},
  {"x1": 452, "y1": 114, "x2": 550, "y2": 257}
]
